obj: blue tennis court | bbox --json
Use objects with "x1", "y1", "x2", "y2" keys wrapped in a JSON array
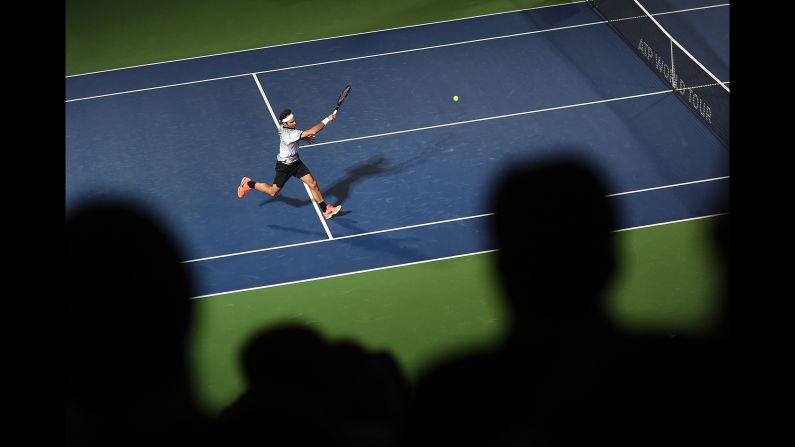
[{"x1": 65, "y1": 0, "x2": 729, "y2": 298}]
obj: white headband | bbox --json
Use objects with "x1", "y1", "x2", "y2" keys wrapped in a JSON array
[{"x1": 281, "y1": 113, "x2": 294, "y2": 124}]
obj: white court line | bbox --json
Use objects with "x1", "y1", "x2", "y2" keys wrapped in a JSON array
[
  {"x1": 183, "y1": 177, "x2": 729, "y2": 264},
  {"x1": 605, "y1": 2, "x2": 729, "y2": 23},
  {"x1": 251, "y1": 74, "x2": 334, "y2": 239},
  {"x1": 612, "y1": 212, "x2": 727, "y2": 233},
  {"x1": 66, "y1": 0, "x2": 587, "y2": 78},
  {"x1": 184, "y1": 212, "x2": 494, "y2": 263},
  {"x1": 290, "y1": 80, "x2": 724, "y2": 149},
  {"x1": 65, "y1": 73, "x2": 248, "y2": 103},
  {"x1": 256, "y1": 2, "x2": 730, "y2": 76},
  {"x1": 190, "y1": 213, "x2": 728, "y2": 299},
  {"x1": 642, "y1": 3, "x2": 729, "y2": 17},
  {"x1": 64, "y1": 3, "x2": 729, "y2": 103},
  {"x1": 190, "y1": 249, "x2": 500, "y2": 299},
  {"x1": 65, "y1": 20, "x2": 605, "y2": 103},
  {"x1": 255, "y1": 20, "x2": 609, "y2": 75},
  {"x1": 251, "y1": 74, "x2": 279, "y2": 127},
  {"x1": 306, "y1": 89, "x2": 673, "y2": 148},
  {"x1": 605, "y1": 176, "x2": 729, "y2": 197}
]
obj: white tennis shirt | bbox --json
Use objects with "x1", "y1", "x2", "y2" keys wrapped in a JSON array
[{"x1": 277, "y1": 127, "x2": 303, "y2": 164}]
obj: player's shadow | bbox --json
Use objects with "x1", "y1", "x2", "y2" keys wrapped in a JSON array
[
  {"x1": 257, "y1": 155, "x2": 391, "y2": 208},
  {"x1": 259, "y1": 195, "x2": 311, "y2": 208},
  {"x1": 322, "y1": 154, "x2": 391, "y2": 205},
  {"x1": 325, "y1": 147, "x2": 436, "y2": 203},
  {"x1": 332, "y1": 210, "x2": 353, "y2": 218},
  {"x1": 265, "y1": 224, "x2": 326, "y2": 237}
]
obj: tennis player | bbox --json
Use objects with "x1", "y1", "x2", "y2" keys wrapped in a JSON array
[{"x1": 237, "y1": 108, "x2": 342, "y2": 220}]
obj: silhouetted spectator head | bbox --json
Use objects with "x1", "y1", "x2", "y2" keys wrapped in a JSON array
[
  {"x1": 241, "y1": 324, "x2": 328, "y2": 390},
  {"x1": 491, "y1": 158, "x2": 617, "y2": 331},
  {"x1": 226, "y1": 325, "x2": 411, "y2": 447},
  {"x1": 66, "y1": 200, "x2": 199, "y2": 443}
]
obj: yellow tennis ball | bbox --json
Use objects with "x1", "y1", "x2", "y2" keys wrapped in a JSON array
[{"x1": 453, "y1": 95, "x2": 459, "y2": 102}]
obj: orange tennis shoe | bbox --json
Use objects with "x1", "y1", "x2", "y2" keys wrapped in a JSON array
[
  {"x1": 237, "y1": 177, "x2": 251, "y2": 198},
  {"x1": 323, "y1": 204, "x2": 342, "y2": 219}
]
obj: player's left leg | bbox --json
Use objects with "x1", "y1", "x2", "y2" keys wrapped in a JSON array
[
  {"x1": 300, "y1": 173, "x2": 324, "y2": 204},
  {"x1": 300, "y1": 173, "x2": 341, "y2": 219}
]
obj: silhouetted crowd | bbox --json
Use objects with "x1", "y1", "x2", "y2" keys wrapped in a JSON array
[{"x1": 66, "y1": 158, "x2": 735, "y2": 446}]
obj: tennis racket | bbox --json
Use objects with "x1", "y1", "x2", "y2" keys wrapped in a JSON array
[{"x1": 333, "y1": 84, "x2": 352, "y2": 115}]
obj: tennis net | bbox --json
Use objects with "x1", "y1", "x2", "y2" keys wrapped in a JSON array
[{"x1": 587, "y1": 0, "x2": 729, "y2": 147}]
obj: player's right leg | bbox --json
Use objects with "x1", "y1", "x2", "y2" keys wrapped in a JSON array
[
  {"x1": 256, "y1": 182, "x2": 281, "y2": 197},
  {"x1": 237, "y1": 177, "x2": 281, "y2": 198}
]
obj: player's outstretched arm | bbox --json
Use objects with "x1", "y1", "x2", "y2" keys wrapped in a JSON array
[{"x1": 300, "y1": 113, "x2": 336, "y2": 141}]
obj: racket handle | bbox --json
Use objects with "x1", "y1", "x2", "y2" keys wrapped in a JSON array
[{"x1": 333, "y1": 109, "x2": 338, "y2": 116}]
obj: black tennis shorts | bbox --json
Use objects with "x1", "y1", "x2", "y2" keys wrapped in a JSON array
[{"x1": 273, "y1": 159, "x2": 311, "y2": 188}]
